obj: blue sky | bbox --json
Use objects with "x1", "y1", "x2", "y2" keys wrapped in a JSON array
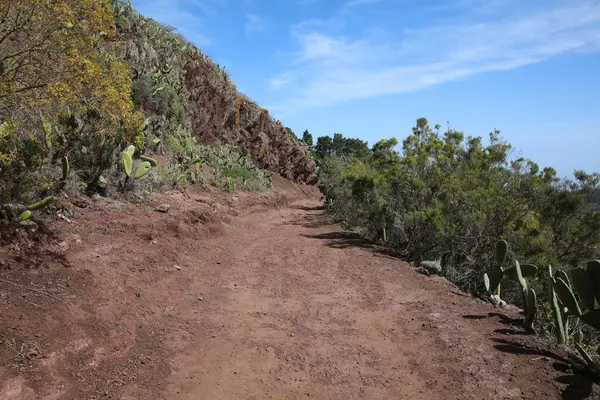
[{"x1": 131, "y1": 0, "x2": 600, "y2": 178}]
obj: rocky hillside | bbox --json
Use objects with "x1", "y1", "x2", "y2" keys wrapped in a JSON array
[{"x1": 116, "y1": 1, "x2": 317, "y2": 184}]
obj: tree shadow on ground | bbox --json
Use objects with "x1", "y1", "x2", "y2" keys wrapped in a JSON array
[
  {"x1": 294, "y1": 212, "x2": 598, "y2": 398},
  {"x1": 462, "y1": 312, "x2": 523, "y2": 327},
  {"x1": 554, "y1": 363, "x2": 596, "y2": 400},
  {"x1": 287, "y1": 213, "x2": 336, "y2": 229},
  {"x1": 302, "y1": 231, "x2": 372, "y2": 249},
  {"x1": 494, "y1": 328, "x2": 533, "y2": 336},
  {"x1": 290, "y1": 205, "x2": 325, "y2": 212},
  {"x1": 493, "y1": 338, "x2": 598, "y2": 400},
  {"x1": 288, "y1": 210, "x2": 404, "y2": 259},
  {"x1": 464, "y1": 311, "x2": 598, "y2": 399},
  {"x1": 300, "y1": 231, "x2": 402, "y2": 260}
]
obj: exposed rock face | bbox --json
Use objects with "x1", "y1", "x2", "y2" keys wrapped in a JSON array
[
  {"x1": 181, "y1": 56, "x2": 318, "y2": 185},
  {"x1": 118, "y1": 7, "x2": 317, "y2": 186}
]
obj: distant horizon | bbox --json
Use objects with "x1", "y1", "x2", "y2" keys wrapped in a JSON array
[{"x1": 131, "y1": 0, "x2": 600, "y2": 179}]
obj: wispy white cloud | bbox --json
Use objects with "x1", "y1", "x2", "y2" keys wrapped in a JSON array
[
  {"x1": 244, "y1": 13, "x2": 266, "y2": 35},
  {"x1": 269, "y1": 76, "x2": 291, "y2": 89},
  {"x1": 268, "y1": 0, "x2": 600, "y2": 115}
]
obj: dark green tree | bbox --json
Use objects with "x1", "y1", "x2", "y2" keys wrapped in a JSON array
[{"x1": 302, "y1": 130, "x2": 314, "y2": 147}]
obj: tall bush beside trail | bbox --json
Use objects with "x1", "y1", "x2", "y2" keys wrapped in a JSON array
[
  {"x1": 0, "y1": 0, "x2": 143, "y2": 202},
  {"x1": 317, "y1": 118, "x2": 600, "y2": 295}
]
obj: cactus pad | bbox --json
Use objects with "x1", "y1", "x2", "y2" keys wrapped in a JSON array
[
  {"x1": 27, "y1": 196, "x2": 53, "y2": 211},
  {"x1": 140, "y1": 155, "x2": 158, "y2": 167},
  {"x1": 553, "y1": 277, "x2": 582, "y2": 316},
  {"x1": 487, "y1": 269, "x2": 503, "y2": 295},
  {"x1": 503, "y1": 264, "x2": 538, "y2": 280},
  {"x1": 526, "y1": 287, "x2": 537, "y2": 319},
  {"x1": 134, "y1": 161, "x2": 152, "y2": 179},
  {"x1": 495, "y1": 240, "x2": 508, "y2": 269},
  {"x1": 18, "y1": 210, "x2": 31, "y2": 221},
  {"x1": 580, "y1": 309, "x2": 600, "y2": 331},
  {"x1": 575, "y1": 330, "x2": 584, "y2": 345},
  {"x1": 555, "y1": 269, "x2": 571, "y2": 287},
  {"x1": 515, "y1": 261, "x2": 528, "y2": 290},
  {"x1": 122, "y1": 151, "x2": 133, "y2": 176},
  {"x1": 571, "y1": 267, "x2": 596, "y2": 311},
  {"x1": 61, "y1": 156, "x2": 69, "y2": 180},
  {"x1": 586, "y1": 260, "x2": 600, "y2": 305},
  {"x1": 548, "y1": 265, "x2": 566, "y2": 344}
]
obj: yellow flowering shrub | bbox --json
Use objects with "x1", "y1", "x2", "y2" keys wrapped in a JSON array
[{"x1": 0, "y1": 0, "x2": 143, "y2": 199}]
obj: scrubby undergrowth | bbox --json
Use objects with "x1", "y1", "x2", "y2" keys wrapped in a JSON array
[
  {"x1": 312, "y1": 118, "x2": 600, "y2": 371},
  {"x1": 0, "y1": 0, "x2": 316, "y2": 220}
]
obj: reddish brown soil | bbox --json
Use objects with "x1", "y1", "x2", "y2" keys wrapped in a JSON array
[{"x1": 0, "y1": 178, "x2": 597, "y2": 399}]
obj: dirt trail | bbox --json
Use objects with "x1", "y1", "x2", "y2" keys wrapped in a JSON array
[{"x1": 0, "y1": 187, "x2": 595, "y2": 399}]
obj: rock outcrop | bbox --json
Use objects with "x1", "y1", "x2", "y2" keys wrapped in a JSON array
[{"x1": 118, "y1": 5, "x2": 317, "y2": 185}]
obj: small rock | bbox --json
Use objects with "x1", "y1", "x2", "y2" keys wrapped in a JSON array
[
  {"x1": 291, "y1": 333, "x2": 295, "y2": 337},
  {"x1": 19, "y1": 220, "x2": 37, "y2": 229},
  {"x1": 155, "y1": 204, "x2": 171, "y2": 213},
  {"x1": 212, "y1": 335, "x2": 217, "y2": 338},
  {"x1": 174, "y1": 265, "x2": 182, "y2": 271},
  {"x1": 27, "y1": 349, "x2": 41, "y2": 359},
  {"x1": 420, "y1": 260, "x2": 442, "y2": 275}
]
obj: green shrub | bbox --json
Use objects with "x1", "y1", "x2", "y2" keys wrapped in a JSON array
[
  {"x1": 318, "y1": 119, "x2": 600, "y2": 296},
  {"x1": 166, "y1": 129, "x2": 271, "y2": 192}
]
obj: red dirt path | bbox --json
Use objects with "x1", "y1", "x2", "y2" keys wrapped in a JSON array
[{"x1": 0, "y1": 181, "x2": 596, "y2": 399}]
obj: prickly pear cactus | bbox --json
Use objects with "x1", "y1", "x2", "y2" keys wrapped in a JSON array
[
  {"x1": 556, "y1": 269, "x2": 571, "y2": 287},
  {"x1": 548, "y1": 265, "x2": 567, "y2": 344},
  {"x1": 580, "y1": 309, "x2": 600, "y2": 330},
  {"x1": 515, "y1": 261, "x2": 528, "y2": 291},
  {"x1": 134, "y1": 161, "x2": 151, "y2": 179},
  {"x1": 503, "y1": 263, "x2": 538, "y2": 279},
  {"x1": 586, "y1": 260, "x2": 600, "y2": 305},
  {"x1": 27, "y1": 196, "x2": 53, "y2": 211},
  {"x1": 61, "y1": 156, "x2": 69, "y2": 181},
  {"x1": 122, "y1": 151, "x2": 133, "y2": 176},
  {"x1": 554, "y1": 277, "x2": 582, "y2": 317},
  {"x1": 18, "y1": 210, "x2": 31, "y2": 221},
  {"x1": 486, "y1": 240, "x2": 508, "y2": 296},
  {"x1": 571, "y1": 267, "x2": 596, "y2": 311},
  {"x1": 525, "y1": 287, "x2": 537, "y2": 321},
  {"x1": 495, "y1": 239, "x2": 508, "y2": 268},
  {"x1": 140, "y1": 155, "x2": 158, "y2": 167}
]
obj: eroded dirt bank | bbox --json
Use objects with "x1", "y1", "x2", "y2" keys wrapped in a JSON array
[{"x1": 0, "y1": 179, "x2": 596, "y2": 399}]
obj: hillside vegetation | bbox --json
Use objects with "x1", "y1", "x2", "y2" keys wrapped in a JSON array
[
  {"x1": 3, "y1": 0, "x2": 600, "y2": 387},
  {"x1": 305, "y1": 118, "x2": 600, "y2": 369},
  {"x1": 0, "y1": 0, "x2": 316, "y2": 214}
]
